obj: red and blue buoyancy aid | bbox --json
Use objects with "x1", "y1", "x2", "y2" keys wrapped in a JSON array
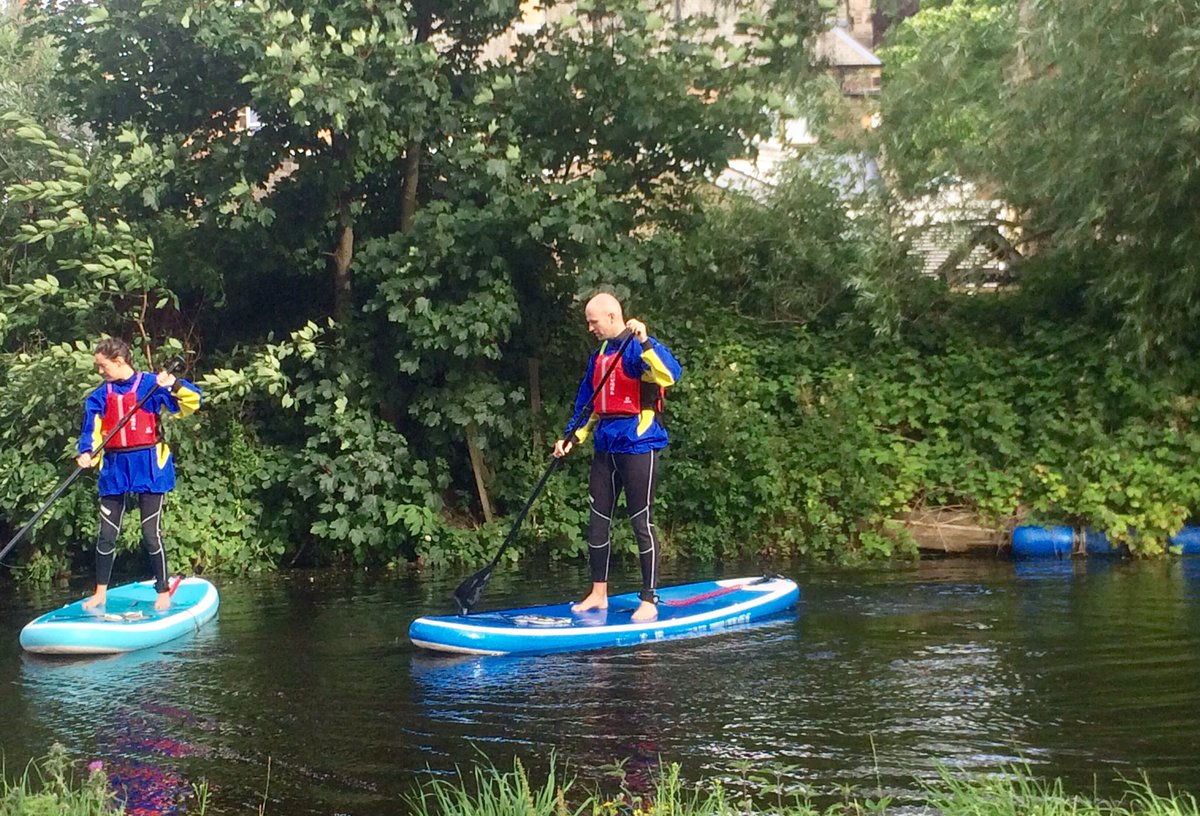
[
  {"x1": 101, "y1": 373, "x2": 159, "y2": 450},
  {"x1": 592, "y1": 342, "x2": 664, "y2": 418}
]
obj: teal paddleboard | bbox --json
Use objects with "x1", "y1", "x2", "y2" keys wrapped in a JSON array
[{"x1": 20, "y1": 577, "x2": 219, "y2": 655}]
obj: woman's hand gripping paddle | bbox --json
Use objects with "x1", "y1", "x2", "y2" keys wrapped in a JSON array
[
  {"x1": 452, "y1": 333, "x2": 636, "y2": 615},
  {"x1": 0, "y1": 356, "x2": 187, "y2": 565}
]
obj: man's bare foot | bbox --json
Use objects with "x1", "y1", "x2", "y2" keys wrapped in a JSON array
[
  {"x1": 82, "y1": 589, "x2": 107, "y2": 610},
  {"x1": 631, "y1": 600, "x2": 658, "y2": 622},
  {"x1": 154, "y1": 592, "x2": 171, "y2": 612},
  {"x1": 572, "y1": 588, "x2": 608, "y2": 613}
]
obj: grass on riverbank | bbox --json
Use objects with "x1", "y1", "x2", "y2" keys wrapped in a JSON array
[
  {"x1": 409, "y1": 759, "x2": 1200, "y2": 816},
  {"x1": 1, "y1": 743, "x2": 115, "y2": 815},
  {"x1": 5, "y1": 746, "x2": 1200, "y2": 816}
]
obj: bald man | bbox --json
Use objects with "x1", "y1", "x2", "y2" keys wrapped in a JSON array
[{"x1": 553, "y1": 293, "x2": 682, "y2": 622}]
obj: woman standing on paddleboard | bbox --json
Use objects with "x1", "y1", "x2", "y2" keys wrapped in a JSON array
[
  {"x1": 553, "y1": 293, "x2": 682, "y2": 623},
  {"x1": 76, "y1": 338, "x2": 202, "y2": 612}
]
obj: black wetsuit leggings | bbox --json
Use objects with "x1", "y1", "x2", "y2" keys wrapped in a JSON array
[
  {"x1": 96, "y1": 493, "x2": 169, "y2": 593},
  {"x1": 587, "y1": 450, "x2": 661, "y2": 600}
]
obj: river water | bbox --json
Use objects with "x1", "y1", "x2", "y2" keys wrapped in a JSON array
[{"x1": 1, "y1": 557, "x2": 1199, "y2": 814}]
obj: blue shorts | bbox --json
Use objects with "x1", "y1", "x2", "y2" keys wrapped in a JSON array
[{"x1": 97, "y1": 444, "x2": 176, "y2": 496}]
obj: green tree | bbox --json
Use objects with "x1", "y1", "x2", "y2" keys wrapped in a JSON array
[
  {"x1": 0, "y1": 7, "x2": 71, "y2": 248},
  {"x1": 3, "y1": 0, "x2": 823, "y2": 569},
  {"x1": 991, "y1": 0, "x2": 1200, "y2": 359},
  {"x1": 878, "y1": 0, "x2": 1016, "y2": 197},
  {"x1": 880, "y1": 0, "x2": 1200, "y2": 359}
]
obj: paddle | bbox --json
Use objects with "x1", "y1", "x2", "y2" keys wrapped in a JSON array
[
  {"x1": 453, "y1": 332, "x2": 637, "y2": 615},
  {"x1": 660, "y1": 574, "x2": 782, "y2": 607},
  {"x1": 0, "y1": 355, "x2": 186, "y2": 565}
]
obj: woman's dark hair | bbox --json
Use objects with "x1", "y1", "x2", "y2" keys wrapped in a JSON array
[{"x1": 95, "y1": 337, "x2": 132, "y2": 364}]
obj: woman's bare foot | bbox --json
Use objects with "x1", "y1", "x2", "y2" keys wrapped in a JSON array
[
  {"x1": 154, "y1": 592, "x2": 171, "y2": 612},
  {"x1": 631, "y1": 600, "x2": 658, "y2": 622},
  {"x1": 572, "y1": 583, "x2": 609, "y2": 612},
  {"x1": 81, "y1": 587, "x2": 107, "y2": 610}
]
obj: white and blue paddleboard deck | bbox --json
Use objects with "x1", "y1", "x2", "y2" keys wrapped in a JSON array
[
  {"x1": 410, "y1": 575, "x2": 800, "y2": 656},
  {"x1": 20, "y1": 577, "x2": 220, "y2": 655}
]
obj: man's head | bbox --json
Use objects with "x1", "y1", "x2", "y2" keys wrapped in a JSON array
[
  {"x1": 584, "y1": 292, "x2": 625, "y2": 340},
  {"x1": 94, "y1": 337, "x2": 135, "y2": 382}
]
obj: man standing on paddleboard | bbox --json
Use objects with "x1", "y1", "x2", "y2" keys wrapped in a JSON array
[
  {"x1": 553, "y1": 293, "x2": 682, "y2": 622},
  {"x1": 76, "y1": 338, "x2": 202, "y2": 612}
]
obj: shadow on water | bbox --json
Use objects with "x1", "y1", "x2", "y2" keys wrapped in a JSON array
[{"x1": 2, "y1": 559, "x2": 1200, "y2": 814}]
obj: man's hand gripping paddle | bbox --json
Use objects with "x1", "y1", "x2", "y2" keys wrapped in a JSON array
[{"x1": 452, "y1": 333, "x2": 636, "y2": 615}]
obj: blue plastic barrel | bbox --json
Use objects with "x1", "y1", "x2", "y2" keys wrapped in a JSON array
[
  {"x1": 1011, "y1": 525, "x2": 1073, "y2": 558},
  {"x1": 1169, "y1": 526, "x2": 1200, "y2": 555},
  {"x1": 1084, "y1": 528, "x2": 1200, "y2": 556},
  {"x1": 1083, "y1": 529, "x2": 1117, "y2": 555}
]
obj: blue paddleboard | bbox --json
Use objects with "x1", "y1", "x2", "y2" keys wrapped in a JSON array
[
  {"x1": 20, "y1": 577, "x2": 220, "y2": 655},
  {"x1": 409, "y1": 575, "x2": 800, "y2": 655}
]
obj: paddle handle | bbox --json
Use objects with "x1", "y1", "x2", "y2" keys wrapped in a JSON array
[
  {"x1": 0, "y1": 356, "x2": 187, "y2": 564},
  {"x1": 556, "y1": 331, "x2": 638, "y2": 449},
  {"x1": 88, "y1": 356, "x2": 187, "y2": 458}
]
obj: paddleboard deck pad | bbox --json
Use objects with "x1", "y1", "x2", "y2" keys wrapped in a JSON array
[
  {"x1": 20, "y1": 577, "x2": 220, "y2": 655},
  {"x1": 410, "y1": 575, "x2": 799, "y2": 655}
]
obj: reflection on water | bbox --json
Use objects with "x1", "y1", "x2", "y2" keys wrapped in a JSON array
[
  {"x1": 2, "y1": 559, "x2": 1200, "y2": 814},
  {"x1": 20, "y1": 626, "x2": 220, "y2": 708},
  {"x1": 18, "y1": 629, "x2": 223, "y2": 814}
]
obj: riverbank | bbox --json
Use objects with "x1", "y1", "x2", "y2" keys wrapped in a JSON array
[{"x1": 8, "y1": 745, "x2": 1200, "y2": 816}]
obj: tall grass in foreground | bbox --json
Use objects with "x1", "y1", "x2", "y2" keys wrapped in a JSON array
[
  {"x1": 0, "y1": 743, "x2": 211, "y2": 816},
  {"x1": 1, "y1": 743, "x2": 114, "y2": 816},
  {"x1": 408, "y1": 760, "x2": 868, "y2": 816},
  {"x1": 409, "y1": 759, "x2": 1200, "y2": 816},
  {"x1": 6, "y1": 746, "x2": 1200, "y2": 816},
  {"x1": 927, "y1": 767, "x2": 1200, "y2": 816}
]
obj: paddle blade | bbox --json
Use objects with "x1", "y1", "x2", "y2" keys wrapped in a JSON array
[{"x1": 453, "y1": 564, "x2": 494, "y2": 615}]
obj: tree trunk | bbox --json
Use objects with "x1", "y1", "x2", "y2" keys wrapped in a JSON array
[
  {"x1": 466, "y1": 424, "x2": 495, "y2": 524},
  {"x1": 331, "y1": 198, "x2": 354, "y2": 321},
  {"x1": 399, "y1": 139, "x2": 421, "y2": 233},
  {"x1": 1011, "y1": 0, "x2": 1035, "y2": 84},
  {"x1": 399, "y1": 5, "x2": 432, "y2": 233}
]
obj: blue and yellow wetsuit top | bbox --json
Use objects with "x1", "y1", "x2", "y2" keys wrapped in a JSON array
[
  {"x1": 564, "y1": 330, "x2": 682, "y2": 455},
  {"x1": 77, "y1": 372, "x2": 202, "y2": 496}
]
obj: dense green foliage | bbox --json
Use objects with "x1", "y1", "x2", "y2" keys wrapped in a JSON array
[
  {"x1": 3, "y1": 0, "x2": 1200, "y2": 581},
  {"x1": 650, "y1": 305, "x2": 1200, "y2": 561},
  {"x1": 878, "y1": 0, "x2": 1014, "y2": 197},
  {"x1": 880, "y1": 0, "x2": 1200, "y2": 359}
]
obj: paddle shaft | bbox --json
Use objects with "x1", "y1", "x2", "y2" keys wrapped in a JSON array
[
  {"x1": 483, "y1": 332, "x2": 637, "y2": 572},
  {"x1": 0, "y1": 357, "x2": 185, "y2": 564},
  {"x1": 660, "y1": 575, "x2": 776, "y2": 607}
]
